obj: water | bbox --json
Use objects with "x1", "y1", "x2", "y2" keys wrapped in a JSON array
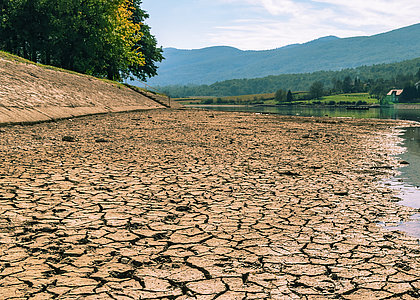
[
  {"x1": 191, "y1": 105, "x2": 420, "y2": 238},
  {"x1": 190, "y1": 105, "x2": 420, "y2": 122},
  {"x1": 385, "y1": 127, "x2": 420, "y2": 238}
]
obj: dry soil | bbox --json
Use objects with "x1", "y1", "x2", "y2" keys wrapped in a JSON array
[{"x1": 0, "y1": 109, "x2": 419, "y2": 299}]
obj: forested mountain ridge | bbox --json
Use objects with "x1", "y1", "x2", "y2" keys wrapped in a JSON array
[
  {"x1": 161, "y1": 56, "x2": 420, "y2": 98},
  {"x1": 146, "y1": 23, "x2": 420, "y2": 86}
]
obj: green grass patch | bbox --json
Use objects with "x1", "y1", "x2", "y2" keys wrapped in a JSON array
[
  {"x1": 175, "y1": 93, "x2": 276, "y2": 105},
  {"x1": 322, "y1": 93, "x2": 377, "y2": 103},
  {"x1": 300, "y1": 93, "x2": 379, "y2": 105},
  {"x1": 175, "y1": 92, "x2": 380, "y2": 106}
]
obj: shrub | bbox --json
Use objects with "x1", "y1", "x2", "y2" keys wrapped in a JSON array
[
  {"x1": 356, "y1": 100, "x2": 367, "y2": 106},
  {"x1": 202, "y1": 99, "x2": 214, "y2": 104}
]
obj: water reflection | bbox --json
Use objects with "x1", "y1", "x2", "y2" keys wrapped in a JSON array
[
  {"x1": 397, "y1": 127, "x2": 420, "y2": 188},
  {"x1": 385, "y1": 214, "x2": 420, "y2": 238},
  {"x1": 191, "y1": 105, "x2": 420, "y2": 122},
  {"x1": 388, "y1": 127, "x2": 420, "y2": 238}
]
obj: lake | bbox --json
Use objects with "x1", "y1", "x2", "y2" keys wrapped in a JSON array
[
  {"x1": 190, "y1": 105, "x2": 420, "y2": 238},
  {"x1": 188, "y1": 105, "x2": 420, "y2": 122},
  {"x1": 384, "y1": 127, "x2": 420, "y2": 238}
]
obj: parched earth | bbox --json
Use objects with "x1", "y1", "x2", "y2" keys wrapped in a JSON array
[{"x1": 0, "y1": 109, "x2": 419, "y2": 299}]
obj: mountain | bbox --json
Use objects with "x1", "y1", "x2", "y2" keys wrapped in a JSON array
[
  {"x1": 145, "y1": 23, "x2": 420, "y2": 87},
  {"x1": 161, "y1": 56, "x2": 420, "y2": 97}
]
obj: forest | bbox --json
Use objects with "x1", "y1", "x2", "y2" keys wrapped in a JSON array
[
  {"x1": 0, "y1": 0, "x2": 163, "y2": 81},
  {"x1": 161, "y1": 57, "x2": 420, "y2": 102}
]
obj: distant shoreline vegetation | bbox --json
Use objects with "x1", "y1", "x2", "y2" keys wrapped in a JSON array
[
  {"x1": 175, "y1": 93, "x2": 380, "y2": 107},
  {"x1": 160, "y1": 57, "x2": 420, "y2": 103},
  {"x1": 0, "y1": 0, "x2": 163, "y2": 82}
]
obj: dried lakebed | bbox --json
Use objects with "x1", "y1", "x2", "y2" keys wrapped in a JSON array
[{"x1": 0, "y1": 109, "x2": 419, "y2": 299}]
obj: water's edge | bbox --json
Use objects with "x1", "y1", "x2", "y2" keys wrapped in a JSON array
[
  {"x1": 383, "y1": 127, "x2": 420, "y2": 238},
  {"x1": 194, "y1": 105, "x2": 420, "y2": 238}
]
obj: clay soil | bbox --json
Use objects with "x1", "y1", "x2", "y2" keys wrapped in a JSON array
[{"x1": 0, "y1": 109, "x2": 419, "y2": 299}]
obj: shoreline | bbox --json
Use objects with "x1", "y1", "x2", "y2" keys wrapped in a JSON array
[
  {"x1": 0, "y1": 109, "x2": 419, "y2": 298},
  {"x1": 186, "y1": 103, "x2": 420, "y2": 109}
]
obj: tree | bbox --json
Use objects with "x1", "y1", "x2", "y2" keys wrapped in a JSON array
[
  {"x1": 286, "y1": 90, "x2": 294, "y2": 102},
  {"x1": 400, "y1": 85, "x2": 418, "y2": 103},
  {"x1": 0, "y1": 0, "x2": 161, "y2": 81},
  {"x1": 369, "y1": 79, "x2": 388, "y2": 100},
  {"x1": 126, "y1": 0, "x2": 164, "y2": 81},
  {"x1": 309, "y1": 81, "x2": 324, "y2": 99},
  {"x1": 353, "y1": 77, "x2": 363, "y2": 92},
  {"x1": 342, "y1": 76, "x2": 353, "y2": 93},
  {"x1": 275, "y1": 89, "x2": 286, "y2": 102},
  {"x1": 332, "y1": 78, "x2": 342, "y2": 94}
]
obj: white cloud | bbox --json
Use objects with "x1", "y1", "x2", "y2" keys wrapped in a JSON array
[{"x1": 211, "y1": 0, "x2": 420, "y2": 49}]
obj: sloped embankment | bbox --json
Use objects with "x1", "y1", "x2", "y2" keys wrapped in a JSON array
[{"x1": 0, "y1": 54, "x2": 166, "y2": 124}]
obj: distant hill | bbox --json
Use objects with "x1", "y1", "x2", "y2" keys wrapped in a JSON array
[
  {"x1": 161, "y1": 56, "x2": 420, "y2": 98},
  {"x1": 144, "y1": 23, "x2": 420, "y2": 87}
]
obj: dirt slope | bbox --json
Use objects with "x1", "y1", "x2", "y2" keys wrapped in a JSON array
[{"x1": 0, "y1": 54, "x2": 165, "y2": 124}]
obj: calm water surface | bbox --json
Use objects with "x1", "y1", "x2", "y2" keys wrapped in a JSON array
[
  {"x1": 385, "y1": 127, "x2": 420, "y2": 238},
  {"x1": 190, "y1": 105, "x2": 420, "y2": 122},
  {"x1": 192, "y1": 105, "x2": 420, "y2": 238}
]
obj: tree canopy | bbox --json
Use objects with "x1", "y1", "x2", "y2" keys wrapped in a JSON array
[
  {"x1": 309, "y1": 81, "x2": 324, "y2": 99},
  {"x1": 0, "y1": 0, "x2": 163, "y2": 81}
]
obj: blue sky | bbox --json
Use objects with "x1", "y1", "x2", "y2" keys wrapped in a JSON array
[{"x1": 141, "y1": 0, "x2": 420, "y2": 50}]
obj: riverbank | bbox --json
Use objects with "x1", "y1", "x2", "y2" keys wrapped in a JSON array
[
  {"x1": 186, "y1": 105, "x2": 420, "y2": 123},
  {"x1": 0, "y1": 109, "x2": 419, "y2": 299},
  {"x1": 0, "y1": 54, "x2": 167, "y2": 126}
]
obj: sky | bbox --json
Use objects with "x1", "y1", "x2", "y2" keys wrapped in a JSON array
[{"x1": 141, "y1": 0, "x2": 420, "y2": 51}]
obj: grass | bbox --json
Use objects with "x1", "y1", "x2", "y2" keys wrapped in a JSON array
[
  {"x1": 319, "y1": 93, "x2": 378, "y2": 104},
  {"x1": 174, "y1": 93, "x2": 275, "y2": 105},
  {"x1": 176, "y1": 92, "x2": 379, "y2": 106},
  {"x1": 284, "y1": 93, "x2": 379, "y2": 105}
]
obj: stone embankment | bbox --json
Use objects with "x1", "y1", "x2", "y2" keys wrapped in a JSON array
[
  {"x1": 0, "y1": 109, "x2": 419, "y2": 299},
  {"x1": 0, "y1": 55, "x2": 166, "y2": 125}
]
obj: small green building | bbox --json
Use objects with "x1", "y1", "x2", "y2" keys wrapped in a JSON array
[{"x1": 383, "y1": 89, "x2": 403, "y2": 103}]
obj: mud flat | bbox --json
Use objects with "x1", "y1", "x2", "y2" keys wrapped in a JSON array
[{"x1": 0, "y1": 109, "x2": 419, "y2": 299}]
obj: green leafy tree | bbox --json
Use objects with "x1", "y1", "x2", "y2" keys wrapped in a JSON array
[
  {"x1": 126, "y1": 0, "x2": 164, "y2": 81},
  {"x1": 370, "y1": 79, "x2": 388, "y2": 99},
  {"x1": 400, "y1": 85, "x2": 419, "y2": 103},
  {"x1": 331, "y1": 78, "x2": 342, "y2": 94},
  {"x1": 275, "y1": 89, "x2": 287, "y2": 102},
  {"x1": 309, "y1": 81, "x2": 324, "y2": 99},
  {"x1": 342, "y1": 76, "x2": 353, "y2": 93},
  {"x1": 0, "y1": 0, "x2": 161, "y2": 81},
  {"x1": 286, "y1": 90, "x2": 294, "y2": 102},
  {"x1": 353, "y1": 77, "x2": 363, "y2": 92}
]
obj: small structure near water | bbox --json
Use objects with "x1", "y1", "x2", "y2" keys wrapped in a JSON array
[{"x1": 384, "y1": 89, "x2": 403, "y2": 103}]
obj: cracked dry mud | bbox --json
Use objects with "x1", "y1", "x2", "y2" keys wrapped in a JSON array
[{"x1": 0, "y1": 109, "x2": 419, "y2": 299}]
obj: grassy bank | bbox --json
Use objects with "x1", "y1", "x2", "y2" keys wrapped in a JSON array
[{"x1": 175, "y1": 92, "x2": 380, "y2": 106}]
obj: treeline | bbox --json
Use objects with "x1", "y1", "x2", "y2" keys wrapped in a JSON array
[
  {"x1": 0, "y1": 0, "x2": 163, "y2": 81},
  {"x1": 305, "y1": 70, "x2": 420, "y2": 103},
  {"x1": 160, "y1": 57, "x2": 420, "y2": 98}
]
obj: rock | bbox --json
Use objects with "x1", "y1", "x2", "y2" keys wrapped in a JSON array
[
  {"x1": 334, "y1": 191, "x2": 349, "y2": 196},
  {"x1": 95, "y1": 138, "x2": 109, "y2": 143},
  {"x1": 176, "y1": 205, "x2": 191, "y2": 212},
  {"x1": 62, "y1": 135, "x2": 75, "y2": 142}
]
